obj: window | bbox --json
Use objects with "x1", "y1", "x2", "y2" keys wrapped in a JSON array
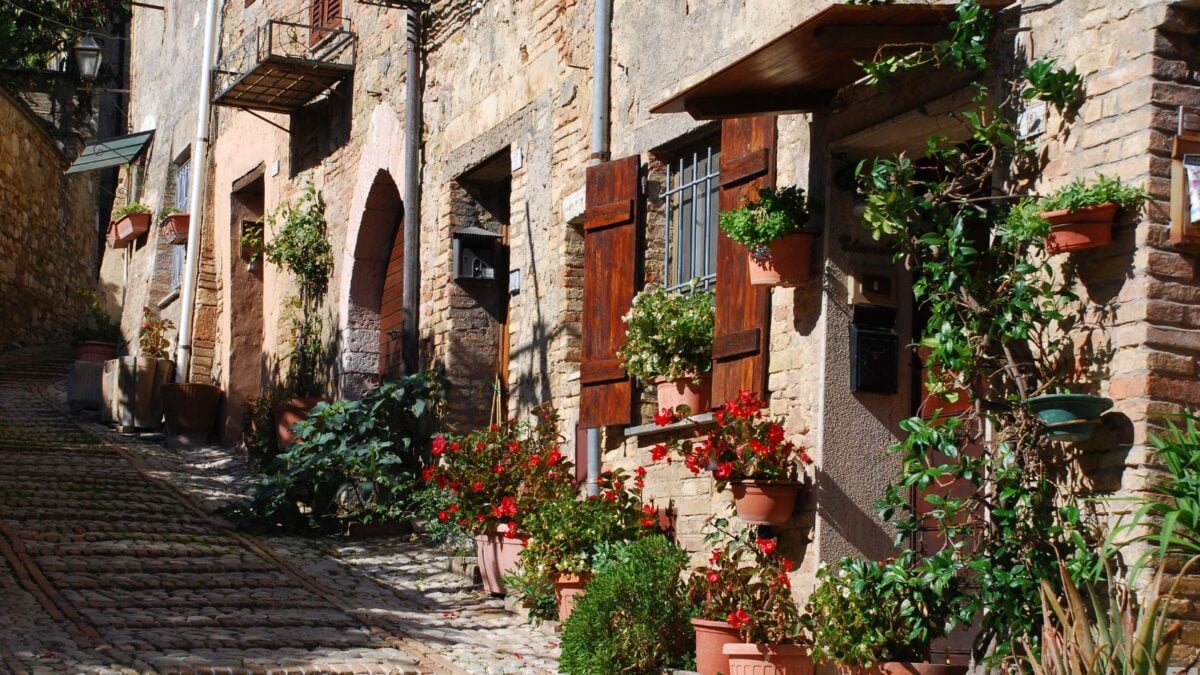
[
  {"x1": 169, "y1": 245, "x2": 185, "y2": 292},
  {"x1": 662, "y1": 139, "x2": 720, "y2": 291},
  {"x1": 174, "y1": 158, "x2": 190, "y2": 212}
]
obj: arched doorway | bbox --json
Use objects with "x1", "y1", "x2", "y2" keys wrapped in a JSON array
[{"x1": 341, "y1": 169, "x2": 403, "y2": 397}]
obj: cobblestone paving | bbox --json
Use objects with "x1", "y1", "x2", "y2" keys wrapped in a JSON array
[{"x1": 1, "y1": 345, "x2": 560, "y2": 674}]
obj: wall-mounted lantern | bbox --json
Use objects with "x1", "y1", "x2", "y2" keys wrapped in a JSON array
[
  {"x1": 452, "y1": 226, "x2": 504, "y2": 282},
  {"x1": 73, "y1": 36, "x2": 103, "y2": 85}
]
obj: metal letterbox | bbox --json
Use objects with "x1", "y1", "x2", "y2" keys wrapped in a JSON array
[
  {"x1": 850, "y1": 304, "x2": 898, "y2": 394},
  {"x1": 452, "y1": 226, "x2": 503, "y2": 282}
]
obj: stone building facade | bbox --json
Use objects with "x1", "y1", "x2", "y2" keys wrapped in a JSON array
[
  {"x1": 0, "y1": 88, "x2": 99, "y2": 351},
  {"x1": 107, "y1": 0, "x2": 1200, "y2": 658}
]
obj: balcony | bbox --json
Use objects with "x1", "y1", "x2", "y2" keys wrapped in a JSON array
[{"x1": 212, "y1": 19, "x2": 356, "y2": 114}]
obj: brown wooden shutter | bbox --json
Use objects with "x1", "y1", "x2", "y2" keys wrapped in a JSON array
[
  {"x1": 580, "y1": 155, "x2": 642, "y2": 428},
  {"x1": 712, "y1": 116, "x2": 777, "y2": 405},
  {"x1": 325, "y1": 0, "x2": 343, "y2": 27},
  {"x1": 310, "y1": 0, "x2": 341, "y2": 46}
]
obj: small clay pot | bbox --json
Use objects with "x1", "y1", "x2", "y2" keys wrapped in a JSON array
[
  {"x1": 554, "y1": 573, "x2": 591, "y2": 623},
  {"x1": 1040, "y1": 202, "x2": 1117, "y2": 254},
  {"x1": 729, "y1": 479, "x2": 801, "y2": 525},
  {"x1": 747, "y1": 232, "x2": 816, "y2": 287},
  {"x1": 655, "y1": 374, "x2": 712, "y2": 416}
]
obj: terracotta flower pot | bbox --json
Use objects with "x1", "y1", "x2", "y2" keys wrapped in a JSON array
[
  {"x1": 272, "y1": 396, "x2": 330, "y2": 447},
  {"x1": 161, "y1": 383, "x2": 222, "y2": 448},
  {"x1": 875, "y1": 664, "x2": 968, "y2": 675},
  {"x1": 692, "y1": 618, "x2": 742, "y2": 675},
  {"x1": 656, "y1": 374, "x2": 712, "y2": 416},
  {"x1": 74, "y1": 341, "x2": 118, "y2": 363},
  {"x1": 161, "y1": 213, "x2": 190, "y2": 244},
  {"x1": 724, "y1": 643, "x2": 814, "y2": 675},
  {"x1": 554, "y1": 573, "x2": 590, "y2": 623},
  {"x1": 729, "y1": 479, "x2": 801, "y2": 525},
  {"x1": 474, "y1": 525, "x2": 526, "y2": 595},
  {"x1": 1040, "y1": 202, "x2": 1117, "y2": 254},
  {"x1": 747, "y1": 233, "x2": 815, "y2": 287},
  {"x1": 110, "y1": 212, "x2": 152, "y2": 248}
]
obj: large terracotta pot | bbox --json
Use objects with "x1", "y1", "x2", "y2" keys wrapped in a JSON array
[
  {"x1": 474, "y1": 525, "x2": 526, "y2": 595},
  {"x1": 872, "y1": 664, "x2": 967, "y2": 675},
  {"x1": 1041, "y1": 202, "x2": 1117, "y2": 254},
  {"x1": 729, "y1": 480, "x2": 801, "y2": 525},
  {"x1": 656, "y1": 374, "x2": 712, "y2": 416},
  {"x1": 74, "y1": 341, "x2": 118, "y2": 363},
  {"x1": 724, "y1": 643, "x2": 814, "y2": 675},
  {"x1": 272, "y1": 396, "x2": 330, "y2": 447},
  {"x1": 110, "y1": 212, "x2": 152, "y2": 248},
  {"x1": 161, "y1": 383, "x2": 223, "y2": 448},
  {"x1": 554, "y1": 573, "x2": 590, "y2": 623},
  {"x1": 161, "y1": 213, "x2": 190, "y2": 244},
  {"x1": 693, "y1": 618, "x2": 742, "y2": 675},
  {"x1": 747, "y1": 233, "x2": 815, "y2": 287}
]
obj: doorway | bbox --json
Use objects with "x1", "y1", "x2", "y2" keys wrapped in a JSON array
[{"x1": 225, "y1": 167, "x2": 266, "y2": 442}]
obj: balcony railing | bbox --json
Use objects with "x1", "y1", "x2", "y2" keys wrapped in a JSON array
[{"x1": 212, "y1": 19, "x2": 356, "y2": 114}]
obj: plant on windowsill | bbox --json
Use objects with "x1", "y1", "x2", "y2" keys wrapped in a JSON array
[
  {"x1": 805, "y1": 551, "x2": 972, "y2": 675},
  {"x1": 70, "y1": 289, "x2": 123, "y2": 362},
  {"x1": 1007, "y1": 175, "x2": 1149, "y2": 255},
  {"x1": 109, "y1": 201, "x2": 152, "y2": 248},
  {"x1": 718, "y1": 185, "x2": 814, "y2": 287},
  {"x1": 619, "y1": 280, "x2": 715, "y2": 415},
  {"x1": 649, "y1": 390, "x2": 810, "y2": 525},
  {"x1": 157, "y1": 207, "x2": 190, "y2": 245},
  {"x1": 240, "y1": 219, "x2": 265, "y2": 271}
]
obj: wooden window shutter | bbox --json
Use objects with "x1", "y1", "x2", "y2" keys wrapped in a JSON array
[
  {"x1": 580, "y1": 154, "x2": 642, "y2": 428},
  {"x1": 325, "y1": 0, "x2": 343, "y2": 27},
  {"x1": 712, "y1": 116, "x2": 777, "y2": 405},
  {"x1": 310, "y1": 0, "x2": 340, "y2": 46}
]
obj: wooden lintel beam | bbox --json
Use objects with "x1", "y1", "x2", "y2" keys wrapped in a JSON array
[
  {"x1": 814, "y1": 23, "x2": 951, "y2": 52},
  {"x1": 684, "y1": 90, "x2": 836, "y2": 121}
]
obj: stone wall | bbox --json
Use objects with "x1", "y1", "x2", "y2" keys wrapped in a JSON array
[{"x1": 0, "y1": 89, "x2": 99, "y2": 351}]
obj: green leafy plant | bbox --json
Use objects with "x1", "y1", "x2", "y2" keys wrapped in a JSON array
[
  {"x1": 806, "y1": 551, "x2": 971, "y2": 667},
  {"x1": 240, "y1": 220, "x2": 265, "y2": 262},
  {"x1": 228, "y1": 374, "x2": 443, "y2": 532},
  {"x1": 1022, "y1": 59, "x2": 1084, "y2": 112},
  {"x1": 71, "y1": 290, "x2": 122, "y2": 345},
  {"x1": 241, "y1": 386, "x2": 296, "y2": 468},
  {"x1": 112, "y1": 202, "x2": 151, "y2": 220},
  {"x1": 559, "y1": 535, "x2": 693, "y2": 674},
  {"x1": 1034, "y1": 175, "x2": 1149, "y2": 215},
  {"x1": 426, "y1": 404, "x2": 577, "y2": 538},
  {"x1": 156, "y1": 207, "x2": 185, "y2": 222},
  {"x1": 718, "y1": 185, "x2": 811, "y2": 260},
  {"x1": 138, "y1": 305, "x2": 173, "y2": 359},
  {"x1": 618, "y1": 281, "x2": 714, "y2": 384},
  {"x1": 413, "y1": 484, "x2": 475, "y2": 555},
  {"x1": 649, "y1": 389, "x2": 811, "y2": 490}
]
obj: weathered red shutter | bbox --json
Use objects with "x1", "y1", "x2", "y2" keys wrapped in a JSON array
[
  {"x1": 712, "y1": 116, "x2": 777, "y2": 405},
  {"x1": 309, "y1": 0, "x2": 325, "y2": 45},
  {"x1": 580, "y1": 155, "x2": 642, "y2": 428},
  {"x1": 325, "y1": 0, "x2": 343, "y2": 27}
]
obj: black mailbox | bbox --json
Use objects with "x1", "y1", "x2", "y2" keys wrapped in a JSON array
[
  {"x1": 850, "y1": 304, "x2": 898, "y2": 394},
  {"x1": 452, "y1": 226, "x2": 503, "y2": 282}
]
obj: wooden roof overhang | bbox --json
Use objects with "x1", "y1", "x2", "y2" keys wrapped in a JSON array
[{"x1": 651, "y1": 2, "x2": 1011, "y2": 121}]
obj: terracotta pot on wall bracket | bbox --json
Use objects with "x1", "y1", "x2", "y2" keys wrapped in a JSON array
[
  {"x1": 1040, "y1": 202, "x2": 1117, "y2": 254},
  {"x1": 729, "y1": 479, "x2": 801, "y2": 525},
  {"x1": 272, "y1": 396, "x2": 331, "y2": 448},
  {"x1": 161, "y1": 213, "x2": 190, "y2": 244},
  {"x1": 747, "y1": 232, "x2": 816, "y2": 287},
  {"x1": 109, "y1": 212, "x2": 152, "y2": 248},
  {"x1": 692, "y1": 618, "x2": 742, "y2": 675},
  {"x1": 74, "y1": 341, "x2": 118, "y2": 363},
  {"x1": 655, "y1": 373, "x2": 713, "y2": 415},
  {"x1": 554, "y1": 573, "x2": 591, "y2": 623},
  {"x1": 724, "y1": 643, "x2": 814, "y2": 675},
  {"x1": 474, "y1": 524, "x2": 526, "y2": 595},
  {"x1": 1024, "y1": 393, "x2": 1113, "y2": 442}
]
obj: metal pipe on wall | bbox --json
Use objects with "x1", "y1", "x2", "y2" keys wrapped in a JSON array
[
  {"x1": 401, "y1": 6, "x2": 423, "y2": 375},
  {"x1": 174, "y1": 0, "x2": 220, "y2": 381},
  {"x1": 585, "y1": 0, "x2": 613, "y2": 497}
]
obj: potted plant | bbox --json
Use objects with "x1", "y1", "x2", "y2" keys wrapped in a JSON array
[
  {"x1": 695, "y1": 529, "x2": 809, "y2": 675},
  {"x1": 158, "y1": 207, "x2": 190, "y2": 244},
  {"x1": 619, "y1": 281, "x2": 715, "y2": 414},
  {"x1": 514, "y1": 469, "x2": 657, "y2": 623},
  {"x1": 426, "y1": 404, "x2": 577, "y2": 595},
  {"x1": 261, "y1": 185, "x2": 334, "y2": 446},
  {"x1": 652, "y1": 390, "x2": 811, "y2": 525},
  {"x1": 70, "y1": 290, "x2": 122, "y2": 362},
  {"x1": 109, "y1": 202, "x2": 152, "y2": 248},
  {"x1": 240, "y1": 220, "x2": 265, "y2": 271},
  {"x1": 806, "y1": 552, "x2": 971, "y2": 675},
  {"x1": 719, "y1": 185, "x2": 814, "y2": 287},
  {"x1": 1016, "y1": 175, "x2": 1148, "y2": 254},
  {"x1": 108, "y1": 305, "x2": 175, "y2": 430}
]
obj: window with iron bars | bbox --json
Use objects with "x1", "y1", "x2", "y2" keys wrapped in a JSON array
[
  {"x1": 169, "y1": 158, "x2": 190, "y2": 293},
  {"x1": 662, "y1": 139, "x2": 720, "y2": 292}
]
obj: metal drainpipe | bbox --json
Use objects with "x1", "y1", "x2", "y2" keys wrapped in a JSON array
[
  {"x1": 585, "y1": 0, "x2": 613, "y2": 497},
  {"x1": 174, "y1": 0, "x2": 220, "y2": 381},
  {"x1": 401, "y1": 5, "x2": 423, "y2": 375}
]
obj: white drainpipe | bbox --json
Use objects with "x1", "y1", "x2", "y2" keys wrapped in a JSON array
[{"x1": 174, "y1": 0, "x2": 220, "y2": 381}]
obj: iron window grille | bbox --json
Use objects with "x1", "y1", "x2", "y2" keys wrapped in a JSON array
[{"x1": 663, "y1": 141, "x2": 720, "y2": 292}]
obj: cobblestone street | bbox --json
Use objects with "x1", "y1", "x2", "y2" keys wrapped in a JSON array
[{"x1": 0, "y1": 347, "x2": 559, "y2": 674}]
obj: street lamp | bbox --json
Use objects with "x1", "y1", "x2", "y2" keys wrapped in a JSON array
[{"x1": 73, "y1": 36, "x2": 103, "y2": 85}]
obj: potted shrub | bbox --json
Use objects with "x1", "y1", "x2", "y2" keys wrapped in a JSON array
[
  {"x1": 109, "y1": 202, "x2": 152, "y2": 248},
  {"x1": 513, "y1": 469, "x2": 657, "y2": 623},
  {"x1": 719, "y1": 185, "x2": 814, "y2": 287},
  {"x1": 261, "y1": 185, "x2": 334, "y2": 446},
  {"x1": 109, "y1": 305, "x2": 175, "y2": 430},
  {"x1": 1016, "y1": 175, "x2": 1148, "y2": 254},
  {"x1": 159, "y1": 207, "x2": 190, "y2": 244},
  {"x1": 806, "y1": 552, "x2": 971, "y2": 675},
  {"x1": 619, "y1": 281, "x2": 715, "y2": 414},
  {"x1": 426, "y1": 404, "x2": 577, "y2": 595},
  {"x1": 651, "y1": 390, "x2": 811, "y2": 525},
  {"x1": 71, "y1": 290, "x2": 122, "y2": 362}
]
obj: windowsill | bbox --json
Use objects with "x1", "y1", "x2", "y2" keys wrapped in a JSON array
[
  {"x1": 624, "y1": 412, "x2": 715, "y2": 438},
  {"x1": 157, "y1": 290, "x2": 180, "y2": 309}
]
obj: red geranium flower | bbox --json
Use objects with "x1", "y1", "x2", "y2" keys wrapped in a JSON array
[
  {"x1": 653, "y1": 408, "x2": 678, "y2": 427},
  {"x1": 472, "y1": 481, "x2": 484, "y2": 492},
  {"x1": 421, "y1": 465, "x2": 436, "y2": 481},
  {"x1": 548, "y1": 449, "x2": 562, "y2": 465},
  {"x1": 727, "y1": 608, "x2": 751, "y2": 628},
  {"x1": 432, "y1": 436, "x2": 447, "y2": 456},
  {"x1": 713, "y1": 462, "x2": 733, "y2": 480},
  {"x1": 756, "y1": 537, "x2": 777, "y2": 556},
  {"x1": 437, "y1": 510, "x2": 449, "y2": 522},
  {"x1": 706, "y1": 570, "x2": 720, "y2": 584}
]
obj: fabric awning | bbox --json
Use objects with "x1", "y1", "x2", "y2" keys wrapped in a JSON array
[
  {"x1": 651, "y1": 2, "x2": 1010, "y2": 120},
  {"x1": 65, "y1": 130, "x2": 154, "y2": 174}
]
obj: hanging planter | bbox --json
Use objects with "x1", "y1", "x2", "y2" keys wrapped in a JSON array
[
  {"x1": 1024, "y1": 393, "x2": 1113, "y2": 442},
  {"x1": 1040, "y1": 202, "x2": 1117, "y2": 254},
  {"x1": 730, "y1": 479, "x2": 801, "y2": 525},
  {"x1": 747, "y1": 232, "x2": 816, "y2": 287},
  {"x1": 719, "y1": 185, "x2": 815, "y2": 288},
  {"x1": 1015, "y1": 176, "x2": 1148, "y2": 255},
  {"x1": 160, "y1": 212, "x2": 190, "y2": 245},
  {"x1": 655, "y1": 373, "x2": 712, "y2": 415},
  {"x1": 108, "y1": 203, "x2": 153, "y2": 248},
  {"x1": 692, "y1": 618, "x2": 742, "y2": 675},
  {"x1": 723, "y1": 643, "x2": 813, "y2": 675}
]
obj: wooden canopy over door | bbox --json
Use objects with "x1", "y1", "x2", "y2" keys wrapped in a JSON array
[
  {"x1": 712, "y1": 116, "x2": 776, "y2": 404},
  {"x1": 580, "y1": 155, "x2": 643, "y2": 428}
]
